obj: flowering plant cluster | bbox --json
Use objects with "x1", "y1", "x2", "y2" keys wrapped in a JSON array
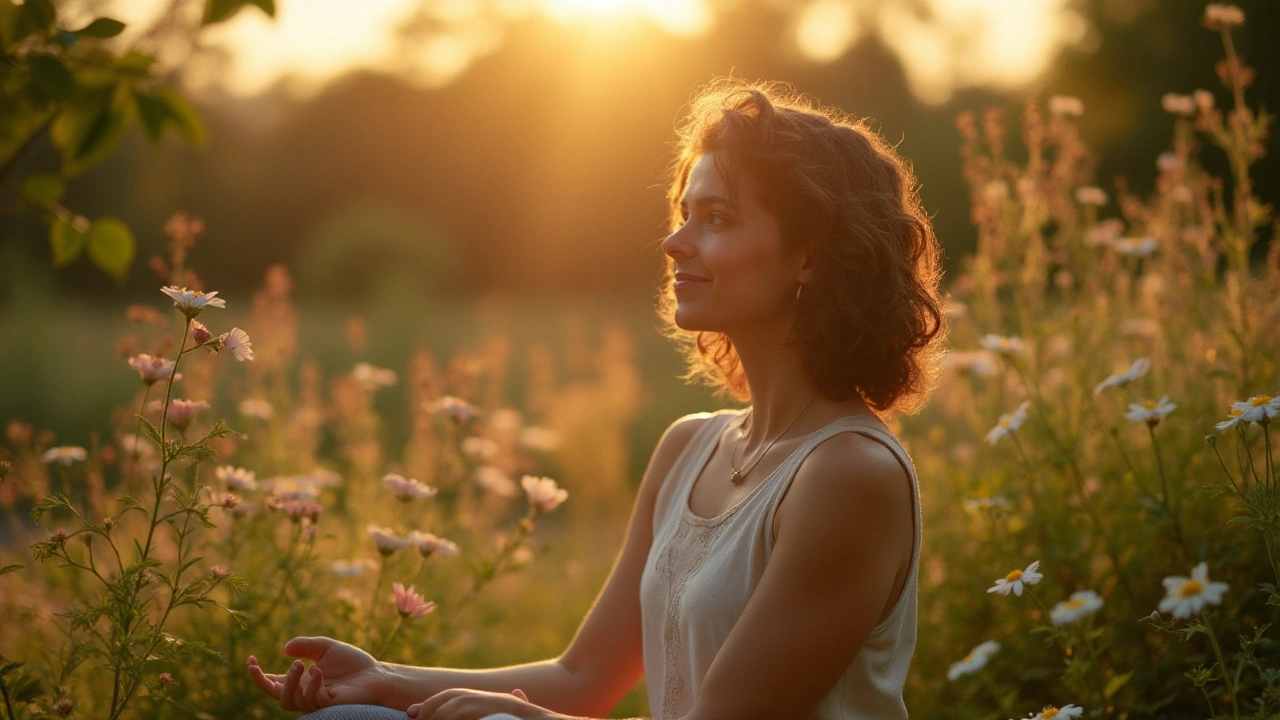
[{"x1": 914, "y1": 5, "x2": 1279, "y2": 718}]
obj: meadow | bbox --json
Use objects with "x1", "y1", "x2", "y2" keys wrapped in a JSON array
[{"x1": 1, "y1": 5, "x2": 1278, "y2": 719}]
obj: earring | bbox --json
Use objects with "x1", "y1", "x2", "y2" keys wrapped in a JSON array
[{"x1": 795, "y1": 284, "x2": 803, "y2": 301}]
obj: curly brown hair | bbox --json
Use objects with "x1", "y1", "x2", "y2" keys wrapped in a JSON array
[{"x1": 659, "y1": 78, "x2": 948, "y2": 416}]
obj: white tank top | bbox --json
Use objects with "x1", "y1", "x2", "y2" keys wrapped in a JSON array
[{"x1": 639, "y1": 409, "x2": 921, "y2": 719}]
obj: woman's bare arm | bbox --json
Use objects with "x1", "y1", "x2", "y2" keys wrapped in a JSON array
[{"x1": 384, "y1": 414, "x2": 712, "y2": 715}]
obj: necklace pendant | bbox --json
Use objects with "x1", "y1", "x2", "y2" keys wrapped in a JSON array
[{"x1": 729, "y1": 470, "x2": 744, "y2": 485}]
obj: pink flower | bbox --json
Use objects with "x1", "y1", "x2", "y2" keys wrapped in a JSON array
[
  {"x1": 52, "y1": 698, "x2": 73, "y2": 717},
  {"x1": 352, "y1": 363, "x2": 397, "y2": 390},
  {"x1": 266, "y1": 496, "x2": 322, "y2": 524},
  {"x1": 128, "y1": 354, "x2": 179, "y2": 386},
  {"x1": 158, "y1": 672, "x2": 174, "y2": 686},
  {"x1": 381, "y1": 473, "x2": 437, "y2": 502},
  {"x1": 191, "y1": 321, "x2": 213, "y2": 344},
  {"x1": 521, "y1": 475, "x2": 568, "y2": 513},
  {"x1": 210, "y1": 565, "x2": 231, "y2": 580},
  {"x1": 407, "y1": 530, "x2": 459, "y2": 558},
  {"x1": 1161, "y1": 93, "x2": 1195, "y2": 115},
  {"x1": 368, "y1": 524, "x2": 410, "y2": 556},
  {"x1": 474, "y1": 466, "x2": 518, "y2": 497},
  {"x1": 221, "y1": 327, "x2": 254, "y2": 361},
  {"x1": 393, "y1": 582, "x2": 436, "y2": 619},
  {"x1": 430, "y1": 396, "x2": 481, "y2": 424},
  {"x1": 163, "y1": 399, "x2": 210, "y2": 432},
  {"x1": 1048, "y1": 95, "x2": 1084, "y2": 117},
  {"x1": 221, "y1": 493, "x2": 239, "y2": 510},
  {"x1": 1203, "y1": 3, "x2": 1244, "y2": 30},
  {"x1": 216, "y1": 465, "x2": 257, "y2": 492}
]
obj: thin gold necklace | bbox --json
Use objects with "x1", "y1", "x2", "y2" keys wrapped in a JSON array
[{"x1": 728, "y1": 393, "x2": 819, "y2": 485}]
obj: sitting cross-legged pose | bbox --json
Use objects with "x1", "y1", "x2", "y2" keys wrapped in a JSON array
[{"x1": 248, "y1": 77, "x2": 946, "y2": 720}]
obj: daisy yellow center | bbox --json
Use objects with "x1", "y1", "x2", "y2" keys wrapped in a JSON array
[
  {"x1": 1143, "y1": 400, "x2": 1158, "y2": 409},
  {"x1": 1180, "y1": 580, "x2": 1203, "y2": 597},
  {"x1": 1066, "y1": 598, "x2": 1085, "y2": 610},
  {"x1": 1042, "y1": 709, "x2": 1060, "y2": 719},
  {"x1": 1249, "y1": 395, "x2": 1273, "y2": 406},
  {"x1": 961, "y1": 651, "x2": 975, "y2": 663},
  {"x1": 1228, "y1": 409, "x2": 1243, "y2": 418},
  {"x1": 1006, "y1": 569, "x2": 1023, "y2": 582},
  {"x1": 999, "y1": 417, "x2": 1013, "y2": 429}
]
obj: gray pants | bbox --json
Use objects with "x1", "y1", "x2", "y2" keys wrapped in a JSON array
[{"x1": 301, "y1": 708, "x2": 523, "y2": 720}]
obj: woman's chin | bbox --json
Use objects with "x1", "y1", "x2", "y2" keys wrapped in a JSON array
[{"x1": 672, "y1": 308, "x2": 715, "y2": 332}]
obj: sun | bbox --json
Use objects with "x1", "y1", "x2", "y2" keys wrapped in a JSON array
[{"x1": 537, "y1": 0, "x2": 712, "y2": 36}]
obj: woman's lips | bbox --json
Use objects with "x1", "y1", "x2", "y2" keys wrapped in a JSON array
[{"x1": 673, "y1": 272, "x2": 710, "y2": 291}]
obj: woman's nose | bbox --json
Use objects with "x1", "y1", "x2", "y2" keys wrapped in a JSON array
[{"x1": 662, "y1": 224, "x2": 694, "y2": 260}]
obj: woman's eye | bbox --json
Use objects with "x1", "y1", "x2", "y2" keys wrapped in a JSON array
[{"x1": 708, "y1": 212, "x2": 728, "y2": 226}]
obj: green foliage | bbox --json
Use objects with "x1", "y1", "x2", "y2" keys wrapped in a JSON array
[{"x1": 0, "y1": 0, "x2": 272, "y2": 282}]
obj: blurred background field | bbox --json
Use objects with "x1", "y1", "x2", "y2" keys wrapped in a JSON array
[{"x1": 2, "y1": 1, "x2": 1280, "y2": 718}]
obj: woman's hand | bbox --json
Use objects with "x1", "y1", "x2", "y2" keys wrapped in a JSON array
[
  {"x1": 247, "y1": 636, "x2": 391, "y2": 712},
  {"x1": 409, "y1": 688, "x2": 557, "y2": 720}
]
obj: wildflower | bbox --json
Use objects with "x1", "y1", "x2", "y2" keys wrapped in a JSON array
[
  {"x1": 1092, "y1": 357, "x2": 1151, "y2": 396},
  {"x1": 1074, "y1": 187, "x2": 1108, "y2": 206},
  {"x1": 221, "y1": 327, "x2": 254, "y2": 361},
  {"x1": 266, "y1": 496, "x2": 322, "y2": 524},
  {"x1": 984, "y1": 401, "x2": 1032, "y2": 446},
  {"x1": 519, "y1": 426, "x2": 561, "y2": 453},
  {"x1": 1161, "y1": 93, "x2": 1195, "y2": 115},
  {"x1": 474, "y1": 466, "x2": 518, "y2": 497},
  {"x1": 382, "y1": 473, "x2": 438, "y2": 502},
  {"x1": 49, "y1": 528, "x2": 68, "y2": 547},
  {"x1": 1032, "y1": 705, "x2": 1083, "y2": 720},
  {"x1": 216, "y1": 466, "x2": 257, "y2": 491},
  {"x1": 1160, "y1": 562, "x2": 1229, "y2": 619},
  {"x1": 239, "y1": 398, "x2": 274, "y2": 420},
  {"x1": 430, "y1": 396, "x2": 481, "y2": 424},
  {"x1": 962, "y1": 495, "x2": 1011, "y2": 514},
  {"x1": 128, "y1": 354, "x2": 178, "y2": 386},
  {"x1": 407, "y1": 530, "x2": 459, "y2": 558},
  {"x1": 1203, "y1": 3, "x2": 1244, "y2": 30},
  {"x1": 946, "y1": 640, "x2": 999, "y2": 681},
  {"x1": 1214, "y1": 408, "x2": 1246, "y2": 433},
  {"x1": 352, "y1": 362, "x2": 397, "y2": 390},
  {"x1": 521, "y1": 475, "x2": 568, "y2": 513},
  {"x1": 1124, "y1": 396, "x2": 1176, "y2": 426},
  {"x1": 1193, "y1": 88, "x2": 1215, "y2": 112},
  {"x1": 945, "y1": 350, "x2": 999, "y2": 378},
  {"x1": 1229, "y1": 393, "x2": 1280, "y2": 425},
  {"x1": 978, "y1": 334, "x2": 1024, "y2": 358},
  {"x1": 1156, "y1": 153, "x2": 1183, "y2": 174},
  {"x1": 988, "y1": 560, "x2": 1043, "y2": 597},
  {"x1": 368, "y1": 524, "x2": 410, "y2": 556},
  {"x1": 221, "y1": 493, "x2": 239, "y2": 510},
  {"x1": 191, "y1": 321, "x2": 213, "y2": 344},
  {"x1": 159, "y1": 672, "x2": 174, "y2": 687},
  {"x1": 1085, "y1": 218, "x2": 1124, "y2": 247},
  {"x1": 160, "y1": 285, "x2": 226, "y2": 319},
  {"x1": 42, "y1": 446, "x2": 87, "y2": 466},
  {"x1": 210, "y1": 565, "x2": 232, "y2": 581},
  {"x1": 460, "y1": 436, "x2": 498, "y2": 461},
  {"x1": 331, "y1": 558, "x2": 377, "y2": 578},
  {"x1": 1110, "y1": 236, "x2": 1159, "y2": 258},
  {"x1": 393, "y1": 582, "x2": 436, "y2": 619},
  {"x1": 163, "y1": 399, "x2": 210, "y2": 432},
  {"x1": 1048, "y1": 95, "x2": 1084, "y2": 117},
  {"x1": 983, "y1": 179, "x2": 1010, "y2": 203},
  {"x1": 1050, "y1": 590, "x2": 1104, "y2": 625},
  {"x1": 51, "y1": 698, "x2": 73, "y2": 717}
]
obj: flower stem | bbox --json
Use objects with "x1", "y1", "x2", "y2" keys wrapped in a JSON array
[
  {"x1": 0, "y1": 673, "x2": 15, "y2": 720},
  {"x1": 1203, "y1": 613, "x2": 1241, "y2": 720},
  {"x1": 378, "y1": 616, "x2": 406, "y2": 658},
  {"x1": 1147, "y1": 423, "x2": 1192, "y2": 563},
  {"x1": 365, "y1": 556, "x2": 389, "y2": 643}
]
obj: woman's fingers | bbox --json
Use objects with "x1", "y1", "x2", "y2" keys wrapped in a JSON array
[
  {"x1": 284, "y1": 636, "x2": 333, "y2": 661},
  {"x1": 279, "y1": 660, "x2": 306, "y2": 711},
  {"x1": 246, "y1": 656, "x2": 283, "y2": 700},
  {"x1": 512, "y1": 689, "x2": 528, "y2": 702},
  {"x1": 303, "y1": 664, "x2": 328, "y2": 708}
]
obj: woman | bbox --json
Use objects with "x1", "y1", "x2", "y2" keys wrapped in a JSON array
[{"x1": 248, "y1": 78, "x2": 946, "y2": 720}]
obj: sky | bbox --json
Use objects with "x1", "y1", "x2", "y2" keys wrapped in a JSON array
[{"x1": 105, "y1": 0, "x2": 1089, "y2": 104}]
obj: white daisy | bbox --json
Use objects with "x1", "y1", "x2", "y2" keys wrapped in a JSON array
[
  {"x1": 221, "y1": 327, "x2": 254, "y2": 362},
  {"x1": 963, "y1": 495, "x2": 1011, "y2": 514},
  {"x1": 1124, "y1": 396, "x2": 1177, "y2": 426},
  {"x1": 381, "y1": 473, "x2": 437, "y2": 502},
  {"x1": 407, "y1": 530, "x2": 459, "y2": 558},
  {"x1": 1159, "y1": 562, "x2": 1229, "y2": 619},
  {"x1": 474, "y1": 466, "x2": 518, "y2": 497},
  {"x1": 367, "y1": 524, "x2": 411, "y2": 556},
  {"x1": 985, "y1": 401, "x2": 1032, "y2": 446},
  {"x1": 1050, "y1": 590, "x2": 1104, "y2": 625},
  {"x1": 352, "y1": 363, "x2": 397, "y2": 390},
  {"x1": 988, "y1": 560, "x2": 1043, "y2": 597},
  {"x1": 1230, "y1": 394, "x2": 1280, "y2": 425},
  {"x1": 946, "y1": 640, "x2": 999, "y2": 681},
  {"x1": 160, "y1": 285, "x2": 226, "y2": 318},
  {"x1": 330, "y1": 558, "x2": 376, "y2": 578},
  {"x1": 1092, "y1": 357, "x2": 1151, "y2": 396},
  {"x1": 978, "y1": 334, "x2": 1025, "y2": 358},
  {"x1": 1110, "y1": 236, "x2": 1159, "y2": 258},
  {"x1": 216, "y1": 465, "x2": 257, "y2": 492},
  {"x1": 42, "y1": 446, "x2": 87, "y2": 466},
  {"x1": 521, "y1": 475, "x2": 568, "y2": 513},
  {"x1": 1032, "y1": 704, "x2": 1084, "y2": 720}
]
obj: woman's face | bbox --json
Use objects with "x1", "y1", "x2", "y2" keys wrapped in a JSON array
[{"x1": 662, "y1": 153, "x2": 808, "y2": 333}]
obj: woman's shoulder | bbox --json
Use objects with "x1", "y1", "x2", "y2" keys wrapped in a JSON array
[{"x1": 647, "y1": 409, "x2": 741, "y2": 477}]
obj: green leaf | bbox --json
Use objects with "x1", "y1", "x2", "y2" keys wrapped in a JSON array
[
  {"x1": 86, "y1": 216, "x2": 134, "y2": 282},
  {"x1": 20, "y1": 173, "x2": 64, "y2": 203},
  {"x1": 138, "y1": 416, "x2": 163, "y2": 447},
  {"x1": 48, "y1": 215, "x2": 88, "y2": 266},
  {"x1": 27, "y1": 54, "x2": 76, "y2": 101},
  {"x1": 50, "y1": 84, "x2": 133, "y2": 176},
  {"x1": 116, "y1": 51, "x2": 157, "y2": 75},
  {"x1": 155, "y1": 89, "x2": 205, "y2": 144},
  {"x1": 1104, "y1": 670, "x2": 1133, "y2": 700},
  {"x1": 250, "y1": 0, "x2": 276, "y2": 15},
  {"x1": 75, "y1": 17, "x2": 125, "y2": 38},
  {"x1": 203, "y1": 0, "x2": 247, "y2": 25},
  {"x1": 0, "y1": 564, "x2": 25, "y2": 578}
]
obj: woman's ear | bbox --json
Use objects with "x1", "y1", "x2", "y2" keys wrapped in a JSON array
[{"x1": 793, "y1": 243, "x2": 817, "y2": 285}]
